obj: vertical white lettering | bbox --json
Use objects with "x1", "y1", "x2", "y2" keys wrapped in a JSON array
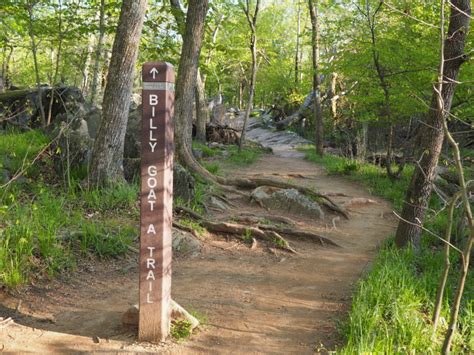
[
  {"x1": 149, "y1": 142, "x2": 157, "y2": 152},
  {"x1": 147, "y1": 177, "x2": 157, "y2": 188},
  {"x1": 147, "y1": 224, "x2": 156, "y2": 234},
  {"x1": 148, "y1": 165, "x2": 157, "y2": 176},
  {"x1": 150, "y1": 118, "x2": 157, "y2": 129},
  {"x1": 152, "y1": 106, "x2": 156, "y2": 117},
  {"x1": 147, "y1": 293, "x2": 153, "y2": 304},
  {"x1": 149, "y1": 94, "x2": 158, "y2": 106},
  {"x1": 148, "y1": 200, "x2": 156, "y2": 211},
  {"x1": 150, "y1": 130, "x2": 157, "y2": 142},
  {"x1": 147, "y1": 246, "x2": 156, "y2": 257},
  {"x1": 148, "y1": 189, "x2": 156, "y2": 200},
  {"x1": 147, "y1": 258, "x2": 156, "y2": 269},
  {"x1": 146, "y1": 270, "x2": 156, "y2": 280}
]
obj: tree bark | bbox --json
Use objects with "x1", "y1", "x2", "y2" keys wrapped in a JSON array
[
  {"x1": 26, "y1": 1, "x2": 46, "y2": 127},
  {"x1": 395, "y1": 0, "x2": 470, "y2": 248},
  {"x1": 239, "y1": 0, "x2": 260, "y2": 151},
  {"x1": 195, "y1": 68, "x2": 209, "y2": 142},
  {"x1": 89, "y1": 0, "x2": 105, "y2": 106},
  {"x1": 88, "y1": 0, "x2": 147, "y2": 187},
  {"x1": 171, "y1": 0, "x2": 209, "y2": 144},
  {"x1": 174, "y1": 0, "x2": 209, "y2": 162},
  {"x1": 308, "y1": 0, "x2": 323, "y2": 157},
  {"x1": 294, "y1": 0, "x2": 301, "y2": 86}
]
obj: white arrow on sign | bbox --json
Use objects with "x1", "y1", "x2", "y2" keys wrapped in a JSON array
[{"x1": 150, "y1": 67, "x2": 159, "y2": 79}]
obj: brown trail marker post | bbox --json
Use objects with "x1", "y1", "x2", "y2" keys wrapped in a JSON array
[{"x1": 139, "y1": 62, "x2": 174, "y2": 342}]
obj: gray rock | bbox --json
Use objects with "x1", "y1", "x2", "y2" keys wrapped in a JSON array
[
  {"x1": 207, "y1": 196, "x2": 229, "y2": 211},
  {"x1": 252, "y1": 186, "x2": 324, "y2": 219},
  {"x1": 173, "y1": 163, "x2": 195, "y2": 203},
  {"x1": 172, "y1": 228, "x2": 201, "y2": 256},
  {"x1": 192, "y1": 148, "x2": 204, "y2": 160},
  {"x1": 84, "y1": 107, "x2": 101, "y2": 139},
  {"x1": 124, "y1": 106, "x2": 141, "y2": 159}
]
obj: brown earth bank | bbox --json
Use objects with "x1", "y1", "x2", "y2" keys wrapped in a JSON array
[{"x1": 0, "y1": 135, "x2": 396, "y2": 354}]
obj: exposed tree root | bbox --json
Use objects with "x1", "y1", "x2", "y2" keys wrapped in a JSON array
[
  {"x1": 175, "y1": 206, "x2": 340, "y2": 251},
  {"x1": 256, "y1": 225, "x2": 340, "y2": 247},
  {"x1": 229, "y1": 213, "x2": 296, "y2": 226},
  {"x1": 179, "y1": 144, "x2": 349, "y2": 219}
]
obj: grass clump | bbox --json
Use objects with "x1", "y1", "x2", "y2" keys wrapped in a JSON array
[
  {"x1": 338, "y1": 239, "x2": 473, "y2": 353},
  {"x1": 226, "y1": 145, "x2": 262, "y2": 166},
  {"x1": 299, "y1": 147, "x2": 411, "y2": 210},
  {"x1": 192, "y1": 142, "x2": 220, "y2": 158},
  {"x1": 299, "y1": 146, "x2": 473, "y2": 353},
  {"x1": 171, "y1": 319, "x2": 193, "y2": 340},
  {"x1": 0, "y1": 130, "x2": 138, "y2": 288}
]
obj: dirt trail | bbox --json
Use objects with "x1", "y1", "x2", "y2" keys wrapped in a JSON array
[{"x1": 0, "y1": 123, "x2": 397, "y2": 354}]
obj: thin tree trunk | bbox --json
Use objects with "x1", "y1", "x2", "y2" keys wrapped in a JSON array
[
  {"x1": 195, "y1": 70, "x2": 209, "y2": 142},
  {"x1": 26, "y1": 1, "x2": 46, "y2": 127},
  {"x1": 395, "y1": 0, "x2": 470, "y2": 248},
  {"x1": 89, "y1": 0, "x2": 105, "y2": 106},
  {"x1": 88, "y1": 0, "x2": 147, "y2": 186},
  {"x1": 294, "y1": 0, "x2": 301, "y2": 86},
  {"x1": 239, "y1": 0, "x2": 260, "y2": 151},
  {"x1": 174, "y1": 0, "x2": 209, "y2": 162},
  {"x1": 47, "y1": 0, "x2": 63, "y2": 126},
  {"x1": 308, "y1": 0, "x2": 323, "y2": 157}
]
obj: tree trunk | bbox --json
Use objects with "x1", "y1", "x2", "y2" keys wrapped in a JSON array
[
  {"x1": 174, "y1": 0, "x2": 209, "y2": 162},
  {"x1": 88, "y1": 0, "x2": 147, "y2": 187},
  {"x1": 294, "y1": 0, "x2": 301, "y2": 86},
  {"x1": 395, "y1": 0, "x2": 470, "y2": 248},
  {"x1": 308, "y1": 0, "x2": 323, "y2": 157},
  {"x1": 89, "y1": 0, "x2": 105, "y2": 106},
  {"x1": 26, "y1": 2, "x2": 46, "y2": 127},
  {"x1": 170, "y1": 0, "x2": 210, "y2": 145},
  {"x1": 239, "y1": 0, "x2": 260, "y2": 151},
  {"x1": 195, "y1": 69, "x2": 209, "y2": 142}
]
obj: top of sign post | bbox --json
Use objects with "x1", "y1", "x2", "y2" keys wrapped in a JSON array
[{"x1": 142, "y1": 62, "x2": 175, "y2": 83}]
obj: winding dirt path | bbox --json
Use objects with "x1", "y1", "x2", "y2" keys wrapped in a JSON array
[{"x1": 0, "y1": 124, "x2": 397, "y2": 354}]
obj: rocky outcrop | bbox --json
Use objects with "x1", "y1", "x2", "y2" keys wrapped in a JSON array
[{"x1": 251, "y1": 186, "x2": 324, "y2": 219}]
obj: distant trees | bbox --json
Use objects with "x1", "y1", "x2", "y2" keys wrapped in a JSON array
[{"x1": 88, "y1": 0, "x2": 147, "y2": 186}]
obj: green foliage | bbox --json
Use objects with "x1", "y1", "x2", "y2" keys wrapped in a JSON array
[
  {"x1": 0, "y1": 131, "x2": 138, "y2": 288},
  {"x1": 79, "y1": 182, "x2": 138, "y2": 212},
  {"x1": 192, "y1": 142, "x2": 220, "y2": 158},
  {"x1": 171, "y1": 319, "x2": 193, "y2": 341},
  {"x1": 226, "y1": 145, "x2": 262, "y2": 166},
  {"x1": 78, "y1": 224, "x2": 134, "y2": 259},
  {"x1": 300, "y1": 147, "x2": 411, "y2": 211},
  {"x1": 301, "y1": 148, "x2": 473, "y2": 353},
  {"x1": 338, "y1": 239, "x2": 473, "y2": 354},
  {"x1": 202, "y1": 162, "x2": 220, "y2": 175}
]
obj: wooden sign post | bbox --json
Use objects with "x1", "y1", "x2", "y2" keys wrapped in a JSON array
[{"x1": 139, "y1": 62, "x2": 174, "y2": 342}]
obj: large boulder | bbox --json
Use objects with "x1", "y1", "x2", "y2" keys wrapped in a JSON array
[{"x1": 251, "y1": 186, "x2": 324, "y2": 219}]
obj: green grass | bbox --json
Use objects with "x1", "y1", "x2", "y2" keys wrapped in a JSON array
[
  {"x1": 299, "y1": 147, "x2": 411, "y2": 210},
  {"x1": 225, "y1": 145, "x2": 262, "y2": 166},
  {"x1": 0, "y1": 130, "x2": 139, "y2": 288},
  {"x1": 299, "y1": 146, "x2": 473, "y2": 353},
  {"x1": 192, "y1": 142, "x2": 220, "y2": 158},
  {"x1": 338, "y1": 239, "x2": 473, "y2": 354}
]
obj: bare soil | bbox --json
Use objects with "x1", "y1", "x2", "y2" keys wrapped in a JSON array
[{"x1": 0, "y1": 147, "x2": 396, "y2": 354}]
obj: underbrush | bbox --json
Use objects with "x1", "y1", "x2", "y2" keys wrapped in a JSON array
[
  {"x1": 300, "y1": 147, "x2": 473, "y2": 353},
  {"x1": 0, "y1": 130, "x2": 138, "y2": 288}
]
